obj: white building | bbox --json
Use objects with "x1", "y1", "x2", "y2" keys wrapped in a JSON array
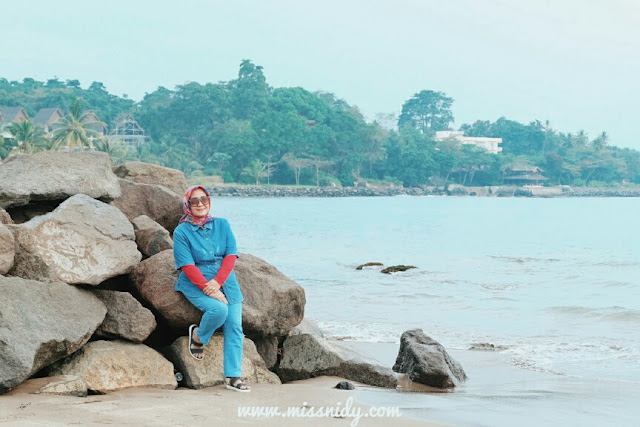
[{"x1": 434, "y1": 131, "x2": 503, "y2": 154}]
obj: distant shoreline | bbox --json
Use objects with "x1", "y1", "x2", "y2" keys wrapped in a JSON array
[{"x1": 206, "y1": 185, "x2": 640, "y2": 198}]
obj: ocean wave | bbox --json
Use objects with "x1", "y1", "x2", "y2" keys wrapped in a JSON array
[
  {"x1": 489, "y1": 255, "x2": 561, "y2": 263},
  {"x1": 547, "y1": 306, "x2": 640, "y2": 323}
]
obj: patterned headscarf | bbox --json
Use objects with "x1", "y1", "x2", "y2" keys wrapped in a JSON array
[{"x1": 179, "y1": 185, "x2": 215, "y2": 227}]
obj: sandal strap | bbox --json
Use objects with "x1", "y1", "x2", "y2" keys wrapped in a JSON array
[{"x1": 190, "y1": 348, "x2": 204, "y2": 353}]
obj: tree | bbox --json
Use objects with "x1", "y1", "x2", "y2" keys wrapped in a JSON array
[
  {"x1": 241, "y1": 159, "x2": 273, "y2": 184},
  {"x1": 397, "y1": 90, "x2": 454, "y2": 134},
  {"x1": 50, "y1": 98, "x2": 106, "y2": 151},
  {"x1": 7, "y1": 120, "x2": 49, "y2": 154},
  {"x1": 282, "y1": 153, "x2": 314, "y2": 185},
  {"x1": 230, "y1": 59, "x2": 270, "y2": 120}
]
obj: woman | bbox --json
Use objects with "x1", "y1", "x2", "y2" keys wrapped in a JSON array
[{"x1": 173, "y1": 185, "x2": 250, "y2": 392}]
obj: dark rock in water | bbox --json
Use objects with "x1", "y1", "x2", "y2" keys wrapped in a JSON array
[
  {"x1": 381, "y1": 265, "x2": 417, "y2": 274},
  {"x1": 334, "y1": 381, "x2": 355, "y2": 390},
  {"x1": 468, "y1": 342, "x2": 508, "y2": 351},
  {"x1": 289, "y1": 318, "x2": 325, "y2": 339},
  {"x1": 393, "y1": 329, "x2": 467, "y2": 389},
  {"x1": 277, "y1": 333, "x2": 397, "y2": 388},
  {"x1": 356, "y1": 262, "x2": 383, "y2": 270}
]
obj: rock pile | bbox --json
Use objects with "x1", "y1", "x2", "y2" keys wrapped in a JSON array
[{"x1": 0, "y1": 152, "x2": 400, "y2": 396}]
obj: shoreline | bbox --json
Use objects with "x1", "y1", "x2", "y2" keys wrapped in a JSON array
[{"x1": 206, "y1": 184, "x2": 640, "y2": 198}]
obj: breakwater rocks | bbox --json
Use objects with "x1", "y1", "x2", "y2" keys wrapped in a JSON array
[
  {"x1": 208, "y1": 185, "x2": 427, "y2": 197},
  {"x1": 207, "y1": 184, "x2": 640, "y2": 198}
]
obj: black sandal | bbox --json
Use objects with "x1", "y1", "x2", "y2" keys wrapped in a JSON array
[
  {"x1": 188, "y1": 324, "x2": 204, "y2": 361},
  {"x1": 226, "y1": 377, "x2": 251, "y2": 392}
]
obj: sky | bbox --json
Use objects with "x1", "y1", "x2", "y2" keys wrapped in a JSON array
[{"x1": 2, "y1": 0, "x2": 639, "y2": 149}]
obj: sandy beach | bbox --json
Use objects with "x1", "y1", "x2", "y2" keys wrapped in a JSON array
[{"x1": 0, "y1": 375, "x2": 436, "y2": 426}]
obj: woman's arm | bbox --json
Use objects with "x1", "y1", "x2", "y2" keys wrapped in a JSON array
[{"x1": 180, "y1": 264, "x2": 208, "y2": 290}]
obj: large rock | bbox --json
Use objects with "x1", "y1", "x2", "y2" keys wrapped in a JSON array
[
  {"x1": 129, "y1": 249, "x2": 202, "y2": 330},
  {"x1": 290, "y1": 318, "x2": 325, "y2": 339},
  {"x1": 0, "y1": 208, "x2": 12, "y2": 224},
  {"x1": 236, "y1": 253, "x2": 305, "y2": 337},
  {"x1": 111, "y1": 179, "x2": 183, "y2": 234},
  {"x1": 113, "y1": 162, "x2": 188, "y2": 196},
  {"x1": 47, "y1": 340, "x2": 177, "y2": 393},
  {"x1": 10, "y1": 194, "x2": 142, "y2": 285},
  {"x1": 130, "y1": 251, "x2": 306, "y2": 338},
  {"x1": 0, "y1": 151, "x2": 121, "y2": 210},
  {"x1": 392, "y1": 329, "x2": 467, "y2": 388},
  {"x1": 250, "y1": 335, "x2": 279, "y2": 370},
  {"x1": 165, "y1": 336, "x2": 280, "y2": 389},
  {"x1": 92, "y1": 290, "x2": 157, "y2": 343},
  {"x1": 277, "y1": 333, "x2": 397, "y2": 388},
  {"x1": 131, "y1": 215, "x2": 173, "y2": 258},
  {"x1": 0, "y1": 223, "x2": 14, "y2": 275},
  {"x1": 0, "y1": 277, "x2": 107, "y2": 394}
]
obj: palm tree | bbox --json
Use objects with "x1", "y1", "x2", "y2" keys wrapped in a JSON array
[
  {"x1": 7, "y1": 120, "x2": 49, "y2": 154},
  {"x1": 95, "y1": 138, "x2": 127, "y2": 164},
  {"x1": 241, "y1": 159, "x2": 273, "y2": 185},
  {"x1": 50, "y1": 98, "x2": 106, "y2": 151}
]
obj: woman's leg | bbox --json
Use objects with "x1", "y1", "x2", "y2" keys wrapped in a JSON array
[
  {"x1": 179, "y1": 287, "x2": 229, "y2": 345},
  {"x1": 223, "y1": 302, "x2": 244, "y2": 378}
]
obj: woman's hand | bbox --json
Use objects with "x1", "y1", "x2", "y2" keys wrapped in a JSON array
[{"x1": 203, "y1": 281, "x2": 228, "y2": 304}]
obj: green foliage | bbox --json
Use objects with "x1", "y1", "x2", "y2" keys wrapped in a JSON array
[{"x1": 1, "y1": 62, "x2": 637, "y2": 187}]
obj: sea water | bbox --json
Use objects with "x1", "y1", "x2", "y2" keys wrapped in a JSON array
[{"x1": 213, "y1": 196, "x2": 639, "y2": 426}]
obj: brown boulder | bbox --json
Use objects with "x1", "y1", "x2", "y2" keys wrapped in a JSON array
[
  {"x1": 0, "y1": 151, "x2": 121, "y2": 210},
  {"x1": 0, "y1": 223, "x2": 14, "y2": 275},
  {"x1": 46, "y1": 340, "x2": 177, "y2": 393},
  {"x1": 131, "y1": 215, "x2": 173, "y2": 258},
  {"x1": 165, "y1": 336, "x2": 280, "y2": 389},
  {"x1": 92, "y1": 290, "x2": 157, "y2": 343},
  {"x1": 113, "y1": 161, "x2": 188, "y2": 196},
  {"x1": 236, "y1": 253, "x2": 305, "y2": 337},
  {"x1": 0, "y1": 277, "x2": 107, "y2": 394},
  {"x1": 129, "y1": 249, "x2": 201, "y2": 330},
  {"x1": 0, "y1": 208, "x2": 12, "y2": 224},
  {"x1": 10, "y1": 194, "x2": 141, "y2": 285},
  {"x1": 111, "y1": 179, "x2": 183, "y2": 234}
]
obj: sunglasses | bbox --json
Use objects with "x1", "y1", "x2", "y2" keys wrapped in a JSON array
[{"x1": 188, "y1": 196, "x2": 210, "y2": 206}]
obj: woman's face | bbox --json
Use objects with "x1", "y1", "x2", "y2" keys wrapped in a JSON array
[{"x1": 189, "y1": 188, "x2": 211, "y2": 217}]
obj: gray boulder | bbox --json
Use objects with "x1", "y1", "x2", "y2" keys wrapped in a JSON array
[
  {"x1": 131, "y1": 215, "x2": 173, "y2": 258},
  {"x1": 290, "y1": 318, "x2": 325, "y2": 339},
  {"x1": 130, "y1": 251, "x2": 306, "y2": 339},
  {"x1": 0, "y1": 151, "x2": 121, "y2": 210},
  {"x1": 393, "y1": 329, "x2": 467, "y2": 388},
  {"x1": 10, "y1": 194, "x2": 142, "y2": 285},
  {"x1": 277, "y1": 333, "x2": 397, "y2": 388},
  {"x1": 236, "y1": 253, "x2": 305, "y2": 337},
  {"x1": 46, "y1": 340, "x2": 177, "y2": 393},
  {"x1": 165, "y1": 336, "x2": 280, "y2": 389},
  {"x1": 113, "y1": 161, "x2": 188, "y2": 196},
  {"x1": 0, "y1": 277, "x2": 107, "y2": 394},
  {"x1": 111, "y1": 179, "x2": 183, "y2": 234},
  {"x1": 0, "y1": 208, "x2": 12, "y2": 224},
  {"x1": 251, "y1": 335, "x2": 279, "y2": 370},
  {"x1": 92, "y1": 290, "x2": 157, "y2": 343},
  {"x1": 0, "y1": 223, "x2": 14, "y2": 275},
  {"x1": 129, "y1": 249, "x2": 202, "y2": 330}
]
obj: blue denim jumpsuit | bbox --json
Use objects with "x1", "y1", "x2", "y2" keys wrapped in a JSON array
[{"x1": 173, "y1": 217, "x2": 244, "y2": 378}]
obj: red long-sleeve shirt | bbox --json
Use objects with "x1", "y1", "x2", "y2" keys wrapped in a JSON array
[{"x1": 180, "y1": 255, "x2": 237, "y2": 291}]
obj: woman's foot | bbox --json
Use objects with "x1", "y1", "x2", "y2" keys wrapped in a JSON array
[
  {"x1": 188, "y1": 324, "x2": 204, "y2": 360},
  {"x1": 226, "y1": 377, "x2": 251, "y2": 392}
]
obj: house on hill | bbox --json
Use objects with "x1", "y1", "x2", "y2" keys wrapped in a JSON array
[
  {"x1": 82, "y1": 111, "x2": 107, "y2": 134},
  {"x1": 503, "y1": 164, "x2": 549, "y2": 186},
  {"x1": 108, "y1": 114, "x2": 149, "y2": 146},
  {"x1": 0, "y1": 106, "x2": 30, "y2": 138},
  {"x1": 32, "y1": 108, "x2": 64, "y2": 132},
  {"x1": 434, "y1": 130, "x2": 503, "y2": 154}
]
